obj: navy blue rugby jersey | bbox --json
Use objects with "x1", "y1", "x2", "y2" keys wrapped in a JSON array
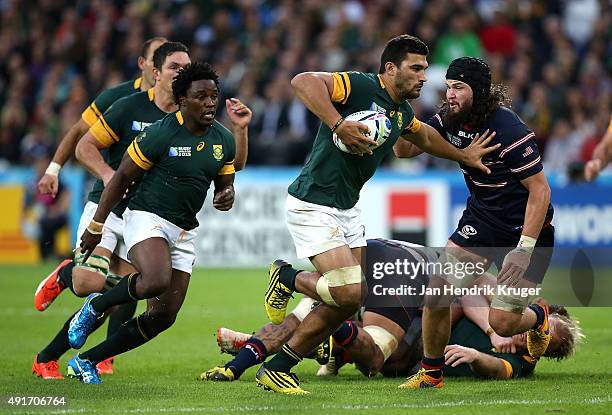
[{"x1": 426, "y1": 106, "x2": 554, "y2": 234}]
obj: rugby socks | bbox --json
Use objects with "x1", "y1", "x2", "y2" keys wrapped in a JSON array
[
  {"x1": 107, "y1": 301, "x2": 138, "y2": 338},
  {"x1": 57, "y1": 261, "x2": 76, "y2": 294},
  {"x1": 528, "y1": 303, "x2": 545, "y2": 328},
  {"x1": 264, "y1": 344, "x2": 302, "y2": 373},
  {"x1": 422, "y1": 356, "x2": 445, "y2": 379},
  {"x1": 103, "y1": 273, "x2": 123, "y2": 292},
  {"x1": 91, "y1": 273, "x2": 140, "y2": 314},
  {"x1": 332, "y1": 321, "x2": 358, "y2": 346},
  {"x1": 80, "y1": 315, "x2": 150, "y2": 364},
  {"x1": 38, "y1": 311, "x2": 105, "y2": 363},
  {"x1": 279, "y1": 266, "x2": 300, "y2": 291},
  {"x1": 225, "y1": 337, "x2": 267, "y2": 378}
]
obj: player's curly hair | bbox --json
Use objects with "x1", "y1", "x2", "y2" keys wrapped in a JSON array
[
  {"x1": 440, "y1": 83, "x2": 512, "y2": 129},
  {"x1": 543, "y1": 304, "x2": 585, "y2": 361},
  {"x1": 172, "y1": 62, "x2": 219, "y2": 105}
]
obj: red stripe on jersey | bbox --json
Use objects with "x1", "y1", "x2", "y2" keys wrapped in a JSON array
[{"x1": 499, "y1": 132, "x2": 535, "y2": 158}]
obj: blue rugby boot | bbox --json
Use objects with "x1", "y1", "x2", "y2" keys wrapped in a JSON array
[
  {"x1": 68, "y1": 293, "x2": 102, "y2": 349},
  {"x1": 67, "y1": 354, "x2": 101, "y2": 384}
]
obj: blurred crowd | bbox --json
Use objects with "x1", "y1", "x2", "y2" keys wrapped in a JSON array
[{"x1": 0, "y1": 0, "x2": 610, "y2": 173}]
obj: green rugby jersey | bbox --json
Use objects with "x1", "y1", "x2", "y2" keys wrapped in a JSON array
[
  {"x1": 127, "y1": 112, "x2": 236, "y2": 230},
  {"x1": 87, "y1": 88, "x2": 167, "y2": 216},
  {"x1": 288, "y1": 72, "x2": 421, "y2": 209},
  {"x1": 446, "y1": 317, "x2": 537, "y2": 378},
  {"x1": 81, "y1": 77, "x2": 142, "y2": 127}
]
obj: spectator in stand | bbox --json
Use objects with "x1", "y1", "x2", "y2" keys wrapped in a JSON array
[{"x1": 0, "y1": 0, "x2": 609, "y2": 168}]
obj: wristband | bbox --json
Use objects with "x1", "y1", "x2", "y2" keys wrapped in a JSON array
[
  {"x1": 45, "y1": 162, "x2": 62, "y2": 177},
  {"x1": 517, "y1": 235, "x2": 537, "y2": 248},
  {"x1": 331, "y1": 117, "x2": 345, "y2": 133},
  {"x1": 87, "y1": 220, "x2": 104, "y2": 235},
  {"x1": 486, "y1": 327, "x2": 495, "y2": 337}
]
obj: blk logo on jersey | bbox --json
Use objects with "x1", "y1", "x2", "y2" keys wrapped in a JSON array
[
  {"x1": 458, "y1": 225, "x2": 478, "y2": 239},
  {"x1": 458, "y1": 130, "x2": 476, "y2": 139},
  {"x1": 168, "y1": 146, "x2": 192, "y2": 157}
]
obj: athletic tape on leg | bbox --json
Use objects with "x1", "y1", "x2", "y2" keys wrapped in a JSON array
[
  {"x1": 75, "y1": 253, "x2": 110, "y2": 278},
  {"x1": 290, "y1": 297, "x2": 318, "y2": 322},
  {"x1": 316, "y1": 265, "x2": 362, "y2": 307},
  {"x1": 363, "y1": 325, "x2": 398, "y2": 362},
  {"x1": 491, "y1": 289, "x2": 530, "y2": 313},
  {"x1": 436, "y1": 251, "x2": 479, "y2": 289}
]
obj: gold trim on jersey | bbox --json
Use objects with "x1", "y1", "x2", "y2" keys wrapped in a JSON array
[
  {"x1": 331, "y1": 72, "x2": 351, "y2": 104},
  {"x1": 218, "y1": 159, "x2": 235, "y2": 175},
  {"x1": 500, "y1": 359, "x2": 513, "y2": 378},
  {"x1": 90, "y1": 115, "x2": 120, "y2": 148},
  {"x1": 127, "y1": 141, "x2": 154, "y2": 170},
  {"x1": 176, "y1": 111, "x2": 184, "y2": 125},
  {"x1": 81, "y1": 103, "x2": 102, "y2": 127},
  {"x1": 147, "y1": 88, "x2": 155, "y2": 101},
  {"x1": 134, "y1": 77, "x2": 143, "y2": 90},
  {"x1": 405, "y1": 116, "x2": 422, "y2": 133},
  {"x1": 377, "y1": 74, "x2": 386, "y2": 89}
]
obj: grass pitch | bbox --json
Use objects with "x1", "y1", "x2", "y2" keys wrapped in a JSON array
[{"x1": 1, "y1": 264, "x2": 611, "y2": 414}]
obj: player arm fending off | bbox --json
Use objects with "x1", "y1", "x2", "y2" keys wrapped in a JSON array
[
  {"x1": 290, "y1": 72, "x2": 377, "y2": 155},
  {"x1": 396, "y1": 122, "x2": 500, "y2": 174}
]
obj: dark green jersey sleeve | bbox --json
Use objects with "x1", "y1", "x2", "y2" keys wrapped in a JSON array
[
  {"x1": 89, "y1": 97, "x2": 133, "y2": 148},
  {"x1": 127, "y1": 121, "x2": 168, "y2": 170},
  {"x1": 213, "y1": 121, "x2": 236, "y2": 175},
  {"x1": 330, "y1": 71, "x2": 374, "y2": 107},
  {"x1": 82, "y1": 78, "x2": 141, "y2": 127},
  {"x1": 490, "y1": 352, "x2": 537, "y2": 378}
]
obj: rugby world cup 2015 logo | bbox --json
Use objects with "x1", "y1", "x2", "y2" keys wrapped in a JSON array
[{"x1": 213, "y1": 144, "x2": 224, "y2": 161}]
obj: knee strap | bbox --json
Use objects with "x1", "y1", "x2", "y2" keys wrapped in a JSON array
[
  {"x1": 74, "y1": 251, "x2": 110, "y2": 278},
  {"x1": 363, "y1": 325, "x2": 398, "y2": 361},
  {"x1": 316, "y1": 265, "x2": 362, "y2": 307}
]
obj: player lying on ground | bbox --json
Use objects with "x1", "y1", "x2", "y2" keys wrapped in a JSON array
[
  {"x1": 394, "y1": 56, "x2": 555, "y2": 389},
  {"x1": 203, "y1": 239, "x2": 581, "y2": 381},
  {"x1": 32, "y1": 37, "x2": 168, "y2": 379},
  {"x1": 66, "y1": 62, "x2": 251, "y2": 384}
]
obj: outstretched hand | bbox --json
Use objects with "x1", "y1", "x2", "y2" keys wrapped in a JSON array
[
  {"x1": 226, "y1": 98, "x2": 252, "y2": 129},
  {"x1": 463, "y1": 129, "x2": 500, "y2": 174}
]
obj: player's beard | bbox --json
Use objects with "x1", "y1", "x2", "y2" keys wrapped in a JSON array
[
  {"x1": 394, "y1": 76, "x2": 422, "y2": 101},
  {"x1": 441, "y1": 101, "x2": 472, "y2": 127}
]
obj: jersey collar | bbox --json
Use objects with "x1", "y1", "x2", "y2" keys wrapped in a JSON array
[
  {"x1": 147, "y1": 88, "x2": 155, "y2": 101},
  {"x1": 134, "y1": 77, "x2": 143, "y2": 90}
]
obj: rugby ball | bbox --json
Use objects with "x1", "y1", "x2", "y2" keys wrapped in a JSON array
[{"x1": 332, "y1": 111, "x2": 392, "y2": 154}]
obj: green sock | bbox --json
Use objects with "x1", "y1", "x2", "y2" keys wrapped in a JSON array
[{"x1": 265, "y1": 344, "x2": 302, "y2": 372}]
